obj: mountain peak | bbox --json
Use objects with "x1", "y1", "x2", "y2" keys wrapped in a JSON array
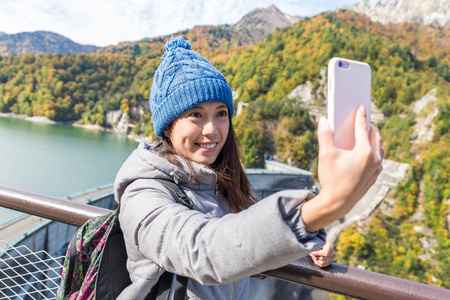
[
  {"x1": 230, "y1": 5, "x2": 302, "y2": 44},
  {"x1": 349, "y1": 0, "x2": 450, "y2": 26}
]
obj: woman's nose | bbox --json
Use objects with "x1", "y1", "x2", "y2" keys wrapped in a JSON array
[{"x1": 202, "y1": 120, "x2": 217, "y2": 136}]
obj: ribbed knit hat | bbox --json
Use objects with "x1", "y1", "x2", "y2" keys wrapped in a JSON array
[{"x1": 150, "y1": 36, "x2": 234, "y2": 137}]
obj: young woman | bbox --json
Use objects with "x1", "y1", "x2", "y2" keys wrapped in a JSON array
[{"x1": 114, "y1": 37, "x2": 384, "y2": 299}]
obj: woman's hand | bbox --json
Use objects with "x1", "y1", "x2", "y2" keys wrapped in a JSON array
[
  {"x1": 301, "y1": 105, "x2": 384, "y2": 232},
  {"x1": 309, "y1": 242, "x2": 335, "y2": 268}
]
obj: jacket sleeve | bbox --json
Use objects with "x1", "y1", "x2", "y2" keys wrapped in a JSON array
[{"x1": 119, "y1": 178, "x2": 326, "y2": 286}]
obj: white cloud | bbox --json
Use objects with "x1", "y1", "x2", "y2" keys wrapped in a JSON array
[{"x1": 0, "y1": 0, "x2": 360, "y2": 47}]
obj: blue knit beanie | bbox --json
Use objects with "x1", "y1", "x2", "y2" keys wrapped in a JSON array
[{"x1": 150, "y1": 36, "x2": 234, "y2": 137}]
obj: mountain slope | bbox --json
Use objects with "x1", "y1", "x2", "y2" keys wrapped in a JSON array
[
  {"x1": 350, "y1": 0, "x2": 450, "y2": 26},
  {"x1": 0, "y1": 31, "x2": 98, "y2": 56}
]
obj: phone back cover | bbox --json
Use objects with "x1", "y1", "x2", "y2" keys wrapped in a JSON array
[{"x1": 328, "y1": 58, "x2": 371, "y2": 150}]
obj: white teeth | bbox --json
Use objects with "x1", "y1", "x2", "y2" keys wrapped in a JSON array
[{"x1": 199, "y1": 143, "x2": 216, "y2": 149}]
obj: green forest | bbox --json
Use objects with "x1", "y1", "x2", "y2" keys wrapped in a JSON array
[{"x1": 0, "y1": 10, "x2": 449, "y2": 291}]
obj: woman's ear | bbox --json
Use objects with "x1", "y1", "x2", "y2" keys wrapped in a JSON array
[{"x1": 163, "y1": 127, "x2": 170, "y2": 138}]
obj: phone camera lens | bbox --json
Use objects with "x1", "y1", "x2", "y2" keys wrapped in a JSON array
[{"x1": 338, "y1": 61, "x2": 343, "y2": 67}]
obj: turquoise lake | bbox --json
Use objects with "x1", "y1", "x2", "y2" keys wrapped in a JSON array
[{"x1": 0, "y1": 116, "x2": 139, "y2": 223}]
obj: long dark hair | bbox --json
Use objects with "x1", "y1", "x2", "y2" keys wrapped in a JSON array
[{"x1": 156, "y1": 116, "x2": 256, "y2": 213}]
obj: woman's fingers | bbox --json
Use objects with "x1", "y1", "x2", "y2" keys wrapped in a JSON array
[
  {"x1": 371, "y1": 124, "x2": 385, "y2": 161},
  {"x1": 317, "y1": 117, "x2": 336, "y2": 152},
  {"x1": 310, "y1": 242, "x2": 335, "y2": 268},
  {"x1": 369, "y1": 125, "x2": 384, "y2": 175},
  {"x1": 310, "y1": 253, "x2": 335, "y2": 267},
  {"x1": 310, "y1": 242, "x2": 334, "y2": 256},
  {"x1": 352, "y1": 106, "x2": 384, "y2": 189}
]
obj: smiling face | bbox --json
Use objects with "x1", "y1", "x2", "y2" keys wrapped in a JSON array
[{"x1": 164, "y1": 101, "x2": 230, "y2": 166}]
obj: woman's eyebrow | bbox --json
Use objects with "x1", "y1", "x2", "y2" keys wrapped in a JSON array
[
  {"x1": 188, "y1": 105, "x2": 203, "y2": 111},
  {"x1": 190, "y1": 103, "x2": 228, "y2": 110}
]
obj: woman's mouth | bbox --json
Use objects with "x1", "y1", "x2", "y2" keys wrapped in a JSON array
[{"x1": 197, "y1": 143, "x2": 218, "y2": 149}]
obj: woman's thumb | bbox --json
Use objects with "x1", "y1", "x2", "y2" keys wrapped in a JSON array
[{"x1": 354, "y1": 105, "x2": 370, "y2": 148}]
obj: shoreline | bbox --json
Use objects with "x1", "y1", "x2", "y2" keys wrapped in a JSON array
[{"x1": 0, "y1": 112, "x2": 152, "y2": 143}]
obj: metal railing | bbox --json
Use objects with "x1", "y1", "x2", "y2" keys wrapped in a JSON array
[
  {"x1": 1, "y1": 184, "x2": 449, "y2": 300},
  {"x1": 0, "y1": 240, "x2": 64, "y2": 299}
]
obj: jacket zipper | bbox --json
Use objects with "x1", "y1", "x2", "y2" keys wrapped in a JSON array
[
  {"x1": 214, "y1": 174, "x2": 219, "y2": 200},
  {"x1": 170, "y1": 171, "x2": 180, "y2": 184},
  {"x1": 215, "y1": 183, "x2": 219, "y2": 200}
]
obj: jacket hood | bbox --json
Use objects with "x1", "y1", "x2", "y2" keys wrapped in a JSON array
[{"x1": 114, "y1": 143, "x2": 217, "y2": 203}]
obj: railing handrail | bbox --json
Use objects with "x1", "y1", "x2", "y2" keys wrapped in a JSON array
[
  {"x1": 0, "y1": 184, "x2": 449, "y2": 300},
  {"x1": 0, "y1": 184, "x2": 111, "y2": 226}
]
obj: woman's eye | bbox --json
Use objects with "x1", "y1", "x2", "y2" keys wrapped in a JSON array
[
  {"x1": 217, "y1": 110, "x2": 228, "y2": 117},
  {"x1": 189, "y1": 112, "x2": 202, "y2": 118}
]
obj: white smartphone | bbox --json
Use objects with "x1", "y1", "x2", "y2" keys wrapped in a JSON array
[{"x1": 327, "y1": 57, "x2": 371, "y2": 150}]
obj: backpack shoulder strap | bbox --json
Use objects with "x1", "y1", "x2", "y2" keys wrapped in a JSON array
[
  {"x1": 150, "y1": 179, "x2": 192, "y2": 299},
  {"x1": 146, "y1": 272, "x2": 189, "y2": 300},
  {"x1": 63, "y1": 232, "x2": 79, "y2": 299},
  {"x1": 153, "y1": 178, "x2": 194, "y2": 210}
]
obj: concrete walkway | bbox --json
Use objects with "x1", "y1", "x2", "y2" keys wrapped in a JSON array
[{"x1": 0, "y1": 185, "x2": 114, "y2": 244}]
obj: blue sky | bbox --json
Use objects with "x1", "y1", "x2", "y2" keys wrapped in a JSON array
[{"x1": 1, "y1": 0, "x2": 361, "y2": 47}]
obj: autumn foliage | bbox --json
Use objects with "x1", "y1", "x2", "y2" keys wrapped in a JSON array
[{"x1": 0, "y1": 10, "x2": 449, "y2": 288}]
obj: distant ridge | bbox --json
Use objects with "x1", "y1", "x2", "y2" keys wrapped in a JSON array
[
  {"x1": 156, "y1": 4, "x2": 301, "y2": 46},
  {"x1": 0, "y1": 31, "x2": 98, "y2": 56},
  {"x1": 2, "y1": 2, "x2": 449, "y2": 56},
  {"x1": 99, "y1": 5, "x2": 301, "y2": 54},
  {"x1": 349, "y1": 0, "x2": 450, "y2": 26}
]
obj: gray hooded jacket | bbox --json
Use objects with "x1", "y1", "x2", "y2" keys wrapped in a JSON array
[{"x1": 114, "y1": 143, "x2": 326, "y2": 299}]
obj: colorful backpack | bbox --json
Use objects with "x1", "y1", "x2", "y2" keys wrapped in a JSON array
[{"x1": 57, "y1": 179, "x2": 194, "y2": 300}]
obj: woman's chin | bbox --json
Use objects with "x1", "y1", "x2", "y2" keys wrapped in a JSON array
[{"x1": 191, "y1": 153, "x2": 218, "y2": 166}]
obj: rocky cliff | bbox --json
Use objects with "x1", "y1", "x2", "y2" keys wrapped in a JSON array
[{"x1": 349, "y1": 0, "x2": 450, "y2": 26}]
